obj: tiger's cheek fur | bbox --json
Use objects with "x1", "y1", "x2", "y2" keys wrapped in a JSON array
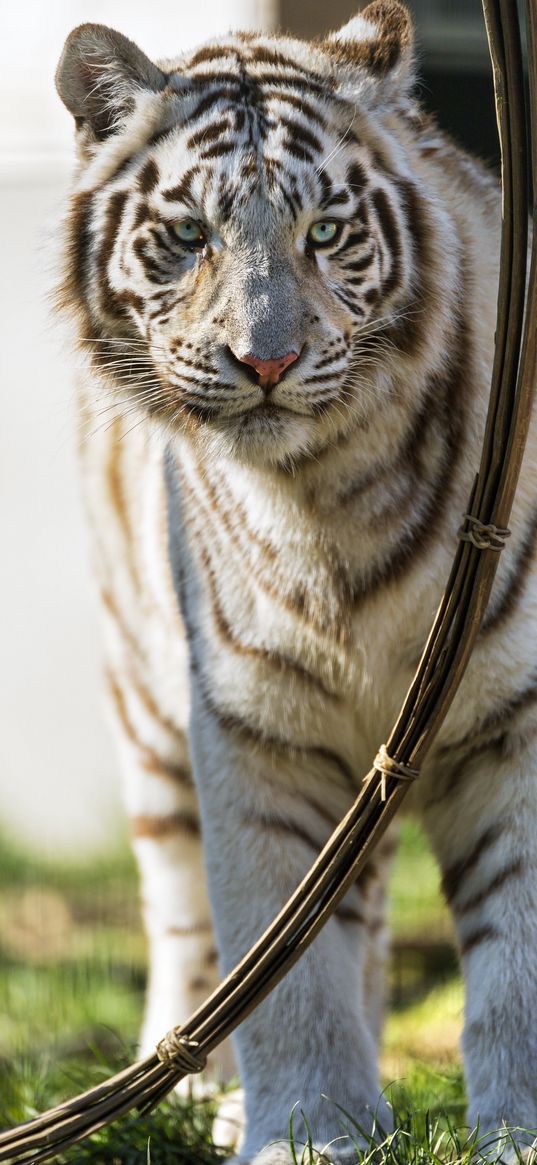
[{"x1": 55, "y1": 3, "x2": 537, "y2": 1161}]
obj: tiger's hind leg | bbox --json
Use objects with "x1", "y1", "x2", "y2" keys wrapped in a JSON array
[
  {"x1": 105, "y1": 657, "x2": 236, "y2": 1089},
  {"x1": 79, "y1": 411, "x2": 235, "y2": 1089},
  {"x1": 421, "y1": 735, "x2": 537, "y2": 1152}
]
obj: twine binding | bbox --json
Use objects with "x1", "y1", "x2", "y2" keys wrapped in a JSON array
[
  {"x1": 366, "y1": 745, "x2": 420, "y2": 802},
  {"x1": 458, "y1": 513, "x2": 511, "y2": 551},
  {"x1": 156, "y1": 1030, "x2": 206, "y2": 1074}
]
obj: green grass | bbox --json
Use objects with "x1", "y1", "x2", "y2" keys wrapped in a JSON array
[
  {"x1": 0, "y1": 1049, "x2": 225, "y2": 1163},
  {"x1": 389, "y1": 817, "x2": 451, "y2": 941},
  {"x1": 0, "y1": 820, "x2": 476, "y2": 1162}
]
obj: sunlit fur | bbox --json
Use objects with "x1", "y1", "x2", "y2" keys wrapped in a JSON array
[{"x1": 56, "y1": 3, "x2": 537, "y2": 1161}]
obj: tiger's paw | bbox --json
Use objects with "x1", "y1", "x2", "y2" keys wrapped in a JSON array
[
  {"x1": 212, "y1": 1086, "x2": 245, "y2": 1151},
  {"x1": 230, "y1": 1140, "x2": 362, "y2": 1164},
  {"x1": 476, "y1": 1132, "x2": 537, "y2": 1164},
  {"x1": 226, "y1": 1092, "x2": 391, "y2": 1163}
]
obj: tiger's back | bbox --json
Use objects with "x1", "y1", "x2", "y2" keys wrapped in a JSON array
[{"x1": 56, "y1": 4, "x2": 537, "y2": 1161}]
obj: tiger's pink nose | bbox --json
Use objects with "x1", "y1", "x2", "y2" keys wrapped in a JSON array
[{"x1": 239, "y1": 350, "x2": 300, "y2": 391}]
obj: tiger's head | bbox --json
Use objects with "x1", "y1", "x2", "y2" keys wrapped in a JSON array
[{"x1": 56, "y1": 3, "x2": 439, "y2": 470}]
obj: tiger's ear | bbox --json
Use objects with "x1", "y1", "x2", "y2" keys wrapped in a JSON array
[
  {"x1": 324, "y1": 1, "x2": 415, "y2": 101},
  {"x1": 55, "y1": 24, "x2": 168, "y2": 141}
]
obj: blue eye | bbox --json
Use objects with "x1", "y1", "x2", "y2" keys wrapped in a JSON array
[
  {"x1": 307, "y1": 221, "x2": 341, "y2": 248},
  {"x1": 172, "y1": 218, "x2": 206, "y2": 247}
]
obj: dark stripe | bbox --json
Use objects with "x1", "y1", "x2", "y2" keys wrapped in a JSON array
[
  {"x1": 351, "y1": 259, "x2": 470, "y2": 602},
  {"x1": 133, "y1": 200, "x2": 150, "y2": 229},
  {"x1": 335, "y1": 226, "x2": 370, "y2": 255},
  {"x1": 249, "y1": 46, "x2": 318, "y2": 74},
  {"x1": 315, "y1": 167, "x2": 332, "y2": 207},
  {"x1": 242, "y1": 811, "x2": 321, "y2": 855},
  {"x1": 198, "y1": 545, "x2": 339, "y2": 700},
  {"x1": 441, "y1": 823, "x2": 504, "y2": 904},
  {"x1": 343, "y1": 252, "x2": 376, "y2": 273},
  {"x1": 166, "y1": 922, "x2": 213, "y2": 936},
  {"x1": 187, "y1": 119, "x2": 232, "y2": 149},
  {"x1": 460, "y1": 924, "x2": 500, "y2": 956},
  {"x1": 185, "y1": 460, "x2": 351, "y2": 638},
  {"x1": 125, "y1": 663, "x2": 183, "y2": 741},
  {"x1": 335, "y1": 904, "x2": 366, "y2": 925},
  {"x1": 433, "y1": 674, "x2": 537, "y2": 781},
  {"x1": 100, "y1": 585, "x2": 146, "y2": 665},
  {"x1": 132, "y1": 236, "x2": 168, "y2": 284},
  {"x1": 322, "y1": 189, "x2": 352, "y2": 210},
  {"x1": 355, "y1": 858, "x2": 380, "y2": 895},
  {"x1": 107, "y1": 669, "x2": 191, "y2": 786},
  {"x1": 188, "y1": 45, "x2": 237, "y2": 66},
  {"x1": 381, "y1": 177, "x2": 433, "y2": 359},
  {"x1": 188, "y1": 88, "x2": 240, "y2": 124},
  {"x1": 332, "y1": 288, "x2": 361, "y2": 312},
  {"x1": 130, "y1": 810, "x2": 200, "y2": 840},
  {"x1": 252, "y1": 56, "x2": 329, "y2": 88},
  {"x1": 138, "y1": 158, "x2": 160, "y2": 195},
  {"x1": 316, "y1": 348, "x2": 347, "y2": 370},
  {"x1": 141, "y1": 756, "x2": 192, "y2": 785},
  {"x1": 482, "y1": 508, "x2": 537, "y2": 633},
  {"x1": 202, "y1": 140, "x2": 236, "y2": 159},
  {"x1": 277, "y1": 180, "x2": 299, "y2": 220},
  {"x1": 199, "y1": 679, "x2": 356, "y2": 787},
  {"x1": 303, "y1": 372, "x2": 342, "y2": 386},
  {"x1": 98, "y1": 189, "x2": 129, "y2": 304},
  {"x1": 115, "y1": 289, "x2": 146, "y2": 315},
  {"x1": 455, "y1": 859, "x2": 524, "y2": 915},
  {"x1": 105, "y1": 418, "x2": 136, "y2": 566},
  {"x1": 346, "y1": 161, "x2": 368, "y2": 191},
  {"x1": 283, "y1": 141, "x2": 314, "y2": 165},
  {"x1": 363, "y1": 287, "x2": 379, "y2": 305},
  {"x1": 340, "y1": 367, "x2": 444, "y2": 508},
  {"x1": 189, "y1": 976, "x2": 211, "y2": 991},
  {"x1": 163, "y1": 168, "x2": 200, "y2": 205},
  {"x1": 284, "y1": 119, "x2": 322, "y2": 155},
  {"x1": 254, "y1": 72, "x2": 340, "y2": 101},
  {"x1": 371, "y1": 187, "x2": 402, "y2": 298},
  {"x1": 56, "y1": 190, "x2": 94, "y2": 314},
  {"x1": 271, "y1": 89, "x2": 328, "y2": 129}
]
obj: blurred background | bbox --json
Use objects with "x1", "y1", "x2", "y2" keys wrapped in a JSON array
[
  {"x1": 1, "y1": 0, "x2": 498, "y2": 854},
  {"x1": 0, "y1": 0, "x2": 502, "y2": 1151}
]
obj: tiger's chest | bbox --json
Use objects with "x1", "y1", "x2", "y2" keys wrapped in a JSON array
[{"x1": 166, "y1": 441, "x2": 448, "y2": 779}]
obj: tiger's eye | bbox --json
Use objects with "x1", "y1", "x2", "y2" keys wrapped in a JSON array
[
  {"x1": 307, "y1": 221, "x2": 341, "y2": 247},
  {"x1": 172, "y1": 219, "x2": 206, "y2": 247}
]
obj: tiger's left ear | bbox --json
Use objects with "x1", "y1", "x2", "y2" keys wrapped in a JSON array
[
  {"x1": 55, "y1": 24, "x2": 168, "y2": 141},
  {"x1": 324, "y1": 1, "x2": 415, "y2": 101}
]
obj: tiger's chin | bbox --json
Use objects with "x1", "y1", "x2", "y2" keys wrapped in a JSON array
[{"x1": 196, "y1": 405, "x2": 323, "y2": 469}]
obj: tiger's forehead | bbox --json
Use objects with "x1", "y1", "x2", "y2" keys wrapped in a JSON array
[
  {"x1": 143, "y1": 45, "x2": 366, "y2": 228},
  {"x1": 163, "y1": 33, "x2": 338, "y2": 106},
  {"x1": 156, "y1": 32, "x2": 356, "y2": 164}
]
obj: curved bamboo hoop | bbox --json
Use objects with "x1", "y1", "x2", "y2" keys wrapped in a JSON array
[{"x1": 1, "y1": 1, "x2": 536, "y2": 1159}]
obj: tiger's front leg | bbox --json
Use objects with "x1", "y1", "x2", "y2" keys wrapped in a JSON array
[
  {"x1": 423, "y1": 735, "x2": 537, "y2": 1152},
  {"x1": 189, "y1": 687, "x2": 392, "y2": 1165}
]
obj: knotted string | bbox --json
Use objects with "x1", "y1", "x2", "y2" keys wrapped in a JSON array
[
  {"x1": 364, "y1": 744, "x2": 420, "y2": 802},
  {"x1": 156, "y1": 1029, "x2": 207, "y2": 1074},
  {"x1": 458, "y1": 513, "x2": 511, "y2": 551}
]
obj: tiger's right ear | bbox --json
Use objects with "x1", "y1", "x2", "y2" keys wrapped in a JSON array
[
  {"x1": 323, "y1": 1, "x2": 415, "y2": 103},
  {"x1": 55, "y1": 24, "x2": 167, "y2": 141}
]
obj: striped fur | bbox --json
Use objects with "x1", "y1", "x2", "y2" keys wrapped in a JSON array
[{"x1": 55, "y1": 4, "x2": 537, "y2": 1160}]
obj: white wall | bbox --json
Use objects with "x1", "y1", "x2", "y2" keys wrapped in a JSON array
[
  {"x1": 3, "y1": 0, "x2": 275, "y2": 159},
  {"x1": 0, "y1": 0, "x2": 273, "y2": 854}
]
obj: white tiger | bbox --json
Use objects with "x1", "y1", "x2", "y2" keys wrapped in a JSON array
[{"x1": 54, "y1": 3, "x2": 537, "y2": 1161}]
